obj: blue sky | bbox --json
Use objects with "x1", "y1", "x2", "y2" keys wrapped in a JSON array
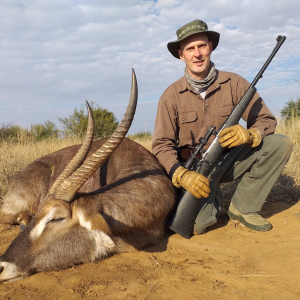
[{"x1": 0, "y1": 0, "x2": 299, "y2": 134}]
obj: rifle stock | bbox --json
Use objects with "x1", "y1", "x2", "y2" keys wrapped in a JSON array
[{"x1": 167, "y1": 35, "x2": 286, "y2": 239}]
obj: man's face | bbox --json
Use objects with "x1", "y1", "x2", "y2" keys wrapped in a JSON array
[{"x1": 178, "y1": 33, "x2": 213, "y2": 80}]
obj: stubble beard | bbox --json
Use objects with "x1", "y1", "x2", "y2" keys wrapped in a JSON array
[{"x1": 187, "y1": 59, "x2": 210, "y2": 80}]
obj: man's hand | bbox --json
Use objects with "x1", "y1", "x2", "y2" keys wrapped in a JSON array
[
  {"x1": 172, "y1": 166, "x2": 211, "y2": 199},
  {"x1": 219, "y1": 125, "x2": 262, "y2": 149}
]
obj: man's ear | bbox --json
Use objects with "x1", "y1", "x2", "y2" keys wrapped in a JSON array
[
  {"x1": 209, "y1": 41, "x2": 213, "y2": 54},
  {"x1": 178, "y1": 48, "x2": 185, "y2": 62}
]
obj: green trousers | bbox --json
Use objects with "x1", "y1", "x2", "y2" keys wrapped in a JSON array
[{"x1": 193, "y1": 134, "x2": 293, "y2": 234}]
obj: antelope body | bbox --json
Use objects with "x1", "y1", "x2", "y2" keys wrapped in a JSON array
[{"x1": 0, "y1": 71, "x2": 176, "y2": 283}]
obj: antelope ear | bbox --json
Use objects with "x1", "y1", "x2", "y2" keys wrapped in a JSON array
[
  {"x1": 77, "y1": 210, "x2": 115, "y2": 248},
  {"x1": 90, "y1": 214, "x2": 115, "y2": 248},
  {"x1": 89, "y1": 213, "x2": 115, "y2": 248},
  {"x1": 96, "y1": 231, "x2": 115, "y2": 248}
]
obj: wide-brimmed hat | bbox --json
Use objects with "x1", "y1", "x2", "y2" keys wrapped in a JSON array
[{"x1": 167, "y1": 19, "x2": 220, "y2": 59}]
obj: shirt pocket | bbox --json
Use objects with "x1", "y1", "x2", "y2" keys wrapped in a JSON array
[
  {"x1": 179, "y1": 111, "x2": 197, "y2": 124},
  {"x1": 216, "y1": 104, "x2": 233, "y2": 129},
  {"x1": 178, "y1": 111, "x2": 198, "y2": 144}
]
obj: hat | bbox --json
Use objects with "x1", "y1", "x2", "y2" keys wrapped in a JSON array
[{"x1": 167, "y1": 19, "x2": 220, "y2": 59}]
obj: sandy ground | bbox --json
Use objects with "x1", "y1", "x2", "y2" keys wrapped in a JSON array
[{"x1": 0, "y1": 199, "x2": 299, "y2": 300}]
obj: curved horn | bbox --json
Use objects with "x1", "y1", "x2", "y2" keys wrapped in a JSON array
[
  {"x1": 49, "y1": 101, "x2": 94, "y2": 196},
  {"x1": 53, "y1": 69, "x2": 138, "y2": 202}
]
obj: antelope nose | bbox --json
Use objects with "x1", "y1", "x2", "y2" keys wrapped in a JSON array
[{"x1": 0, "y1": 266, "x2": 3, "y2": 274}]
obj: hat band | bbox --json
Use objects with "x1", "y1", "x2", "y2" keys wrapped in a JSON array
[{"x1": 178, "y1": 24, "x2": 207, "y2": 39}]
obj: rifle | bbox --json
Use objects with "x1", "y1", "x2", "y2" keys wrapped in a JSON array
[{"x1": 167, "y1": 35, "x2": 286, "y2": 239}]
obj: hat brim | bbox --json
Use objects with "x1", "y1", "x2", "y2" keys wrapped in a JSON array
[{"x1": 167, "y1": 31, "x2": 220, "y2": 59}]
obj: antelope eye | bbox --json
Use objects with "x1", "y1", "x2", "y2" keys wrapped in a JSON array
[{"x1": 48, "y1": 218, "x2": 65, "y2": 223}]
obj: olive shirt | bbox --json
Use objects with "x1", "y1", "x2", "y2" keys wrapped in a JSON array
[{"x1": 152, "y1": 70, "x2": 277, "y2": 177}]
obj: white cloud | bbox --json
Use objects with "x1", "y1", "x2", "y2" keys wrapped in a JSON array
[{"x1": 0, "y1": 0, "x2": 299, "y2": 134}]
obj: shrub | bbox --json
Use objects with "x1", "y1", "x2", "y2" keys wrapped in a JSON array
[
  {"x1": 58, "y1": 102, "x2": 119, "y2": 138},
  {"x1": 29, "y1": 120, "x2": 60, "y2": 140}
]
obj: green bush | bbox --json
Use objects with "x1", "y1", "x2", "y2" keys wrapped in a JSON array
[
  {"x1": 0, "y1": 124, "x2": 29, "y2": 142},
  {"x1": 0, "y1": 121, "x2": 60, "y2": 142},
  {"x1": 280, "y1": 97, "x2": 300, "y2": 119},
  {"x1": 58, "y1": 102, "x2": 119, "y2": 138},
  {"x1": 29, "y1": 120, "x2": 60, "y2": 140}
]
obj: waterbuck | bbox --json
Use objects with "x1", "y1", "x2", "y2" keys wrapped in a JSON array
[{"x1": 0, "y1": 70, "x2": 177, "y2": 283}]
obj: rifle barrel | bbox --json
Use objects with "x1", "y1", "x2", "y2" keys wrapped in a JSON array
[{"x1": 249, "y1": 35, "x2": 286, "y2": 90}]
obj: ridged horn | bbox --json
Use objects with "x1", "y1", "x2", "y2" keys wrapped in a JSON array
[
  {"x1": 53, "y1": 69, "x2": 138, "y2": 202},
  {"x1": 49, "y1": 101, "x2": 94, "y2": 196}
]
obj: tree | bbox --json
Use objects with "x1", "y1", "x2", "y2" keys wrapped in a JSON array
[
  {"x1": 0, "y1": 123, "x2": 26, "y2": 141},
  {"x1": 30, "y1": 120, "x2": 60, "y2": 140},
  {"x1": 58, "y1": 102, "x2": 119, "y2": 138},
  {"x1": 280, "y1": 97, "x2": 300, "y2": 119}
]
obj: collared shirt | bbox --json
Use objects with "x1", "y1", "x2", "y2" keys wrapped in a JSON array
[{"x1": 152, "y1": 70, "x2": 277, "y2": 175}]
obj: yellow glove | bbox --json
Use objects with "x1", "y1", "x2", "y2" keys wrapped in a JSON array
[
  {"x1": 219, "y1": 125, "x2": 262, "y2": 149},
  {"x1": 172, "y1": 166, "x2": 211, "y2": 199}
]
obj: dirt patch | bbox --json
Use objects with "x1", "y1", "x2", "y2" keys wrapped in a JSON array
[{"x1": 1, "y1": 200, "x2": 300, "y2": 300}]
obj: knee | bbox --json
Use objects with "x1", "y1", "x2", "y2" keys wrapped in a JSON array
[{"x1": 264, "y1": 134, "x2": 292, "y2": 159}]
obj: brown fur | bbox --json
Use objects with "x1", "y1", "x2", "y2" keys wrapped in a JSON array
[{"x1": 0, "y1": 138, "x2": 176, "y2": 281}]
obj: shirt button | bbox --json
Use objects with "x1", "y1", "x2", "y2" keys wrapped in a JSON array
[
  {"x1": 205, "y1": 110, "x2": 208, "y2": 113},
  {"x1": 182, "y1": 118, "x2": 185, "y2": 121}
]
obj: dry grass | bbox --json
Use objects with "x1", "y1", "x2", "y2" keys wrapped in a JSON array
[
  {"x1": 221, "y1": 117, "x2": 300, "y2": 202},
  {"x1": 0, "y1": 136, "x2": 83, "y2": 198},
  {"x1": 268, "y1": 117, "x2": 300, "y2": 202},
  {"x1": 129, "y1": 136, "x2": 152, "y2": 152},
  {"x1": 275, "y1": 117, "x2": 300, "y2": 183},
  {"x1": 0, "y1": 119, "x2": 299, "y2": 204},
  {"x1": 0, "y1": 135, "x2": 152, "y2": 200}
]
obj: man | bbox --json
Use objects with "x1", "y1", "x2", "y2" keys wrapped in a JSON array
[{"x1": 152, "y1": 19, "x2": 292, "y2": 235}]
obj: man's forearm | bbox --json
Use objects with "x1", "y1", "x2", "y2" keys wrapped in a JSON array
[{"x1": 152, "y1": 140, "x2": 180, "y2": 176}]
